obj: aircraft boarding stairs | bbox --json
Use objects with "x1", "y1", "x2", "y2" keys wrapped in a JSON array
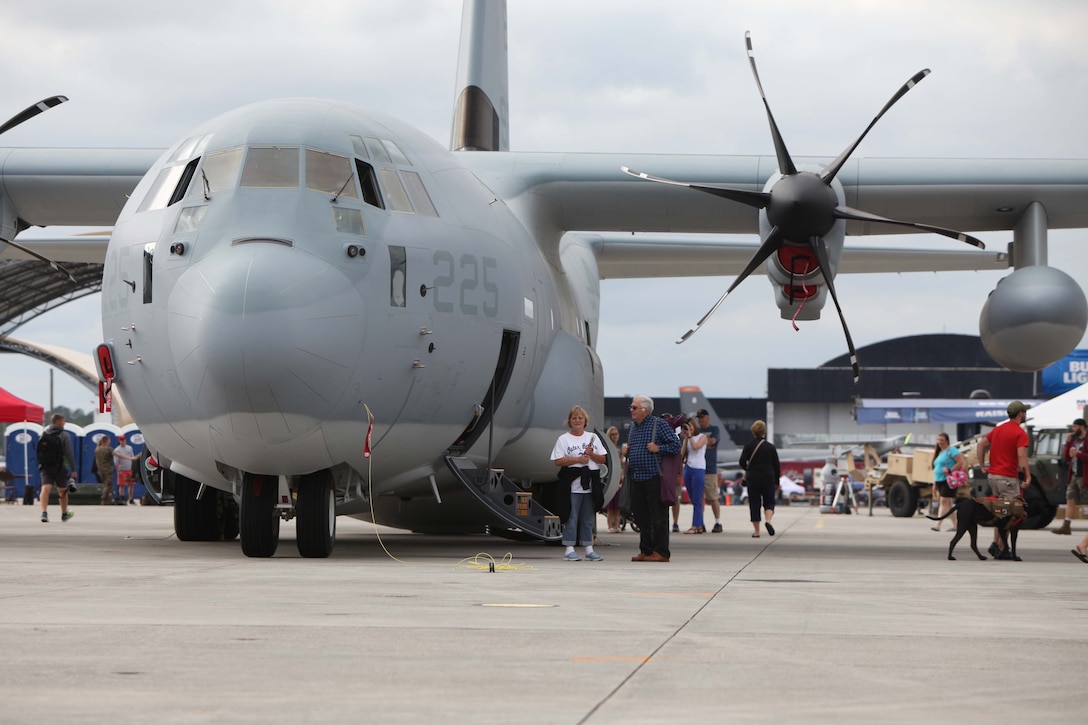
[{"x1": 444, "y1": 455, "x2": 562, "y2": 541}]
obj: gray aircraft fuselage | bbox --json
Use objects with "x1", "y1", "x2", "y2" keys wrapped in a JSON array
[{"x1": 103, "y1": 99, "x2": 604, "y2": 528}]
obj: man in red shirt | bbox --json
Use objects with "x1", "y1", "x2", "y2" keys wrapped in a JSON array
[{"x1": 976, "y1": 400, "x2": 1031, "y2": 557}]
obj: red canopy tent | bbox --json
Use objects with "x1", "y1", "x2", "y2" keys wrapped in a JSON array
[
  {"x1": 0, "y1": 387, "x2": 44, "y2": 423},
  {"x1": 0, "y1": 387, "x2": 44, "y2": 500}
]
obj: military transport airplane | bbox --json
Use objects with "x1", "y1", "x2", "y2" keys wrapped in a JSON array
[{"x1": 1, "y1": 1, "x2": 1086, "y2": 557}]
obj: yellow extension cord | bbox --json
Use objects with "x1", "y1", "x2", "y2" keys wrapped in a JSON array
[{"x1": 362, "y1": 404, "x2": 536, "y2": 571}]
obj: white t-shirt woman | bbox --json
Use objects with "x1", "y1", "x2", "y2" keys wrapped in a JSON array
[{"x1": 551, "y1": 430, "x2": 604, "y2": 493}]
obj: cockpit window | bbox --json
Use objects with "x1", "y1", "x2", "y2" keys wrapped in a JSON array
[
  {"x1": 376, "y1": 167, "x2": 413, "y2": 213},
  {"x1": 191, "y1": 147, "x2": 243, "y2": 197},
  {"x1": 240, "y1": 146, "x2": 300, "y2": 188},
  {"x1": 349, "y1": 135, "x2": 369, "y2": 159},
  {"x1": 355, "y1": 160, "x2": 383, "y2": 209},
  {"x1": 381, "y1": 139, "x2": 411, "y2": 166},
  {"x1": 137, "y1": 164, "x2": 189, "y2": 213},
  {"x1": 363, "y1": 137, "x2": 391, "y2": 164},
  {"x1": 400, "y1": 171, "x2": 437, "y2": 216},
  {"x1": 305, "y1": 148, "x2": 357, "y2": 199},
  {"x1": 168, "y1": 134, "x2": 212, "y2": 164}
]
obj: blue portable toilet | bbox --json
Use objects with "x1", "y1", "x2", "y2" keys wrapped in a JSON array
[
  {"x1": 118, "y1": 426, "x2": 146, "y2": 500},
  {"x1": 62, "y1": 423, "x2": 85, "y2": 482},
  {"x1": 4, "y1": 423, "x2": 42, "y2": 500},
  {"x1": 80, "y1": 424, "x2": 123, "y2": 486}
]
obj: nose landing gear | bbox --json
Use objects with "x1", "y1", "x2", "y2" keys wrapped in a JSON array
[
  {"x1": 295, "y1": 470, "x2": 336, "y2": 558},
  {"x1": 240, "y1": 473, "x2": 280, "y2": 557}
]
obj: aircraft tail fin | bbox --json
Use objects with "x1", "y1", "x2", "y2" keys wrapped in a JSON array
[
  {"x1": 450, "y1": 0, "x2": 509, "y2": 151},
  {"x1": 678, "y1": 386, "x2": 739, "y2": 452}
]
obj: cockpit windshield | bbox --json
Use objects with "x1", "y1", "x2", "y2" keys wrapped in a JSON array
[
  {"x1": 305, "y1": 149, "x2": 357, "y2": 199},
  {"x1": 240, "y1": 146, "x2": 300, "y2": 188}
]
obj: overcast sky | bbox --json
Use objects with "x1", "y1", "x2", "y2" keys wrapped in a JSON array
[{"x1": 2, "y1": 0, "x2": 1087, "y2": 413}]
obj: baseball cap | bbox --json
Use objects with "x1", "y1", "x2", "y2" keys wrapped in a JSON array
[
  {"x1": 697, "y1": 409, "x2": 710, "y2": 417},
  {"x1": 118, "y1": 434, "x2": 126, "y2": 440},
  {"x1": 1074, "y1": 418, "x2": 1087, "y2": 427},
  {"x1": 1007, "y1": 400, "x2": 1030, "y2": 416}
]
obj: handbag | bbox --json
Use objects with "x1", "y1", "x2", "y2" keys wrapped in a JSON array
[
  {"x1": 656, "y1": 419, "x2": 681, "y2": 505},
  {"x1": 947, "y1": 469, "x2": 967, "y2": 488},
  {"x1": 741, "y1": 439, "x2": 765, "y2": 486}
]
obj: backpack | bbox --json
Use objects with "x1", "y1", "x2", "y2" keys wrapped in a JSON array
[{"x1": 37, "y1": 431, "x2": 64, "y2": 468}]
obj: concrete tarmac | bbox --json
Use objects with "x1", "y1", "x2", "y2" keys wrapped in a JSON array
[{"x1": 1, "y1": 501, "x2": 1085, "y2": 724}]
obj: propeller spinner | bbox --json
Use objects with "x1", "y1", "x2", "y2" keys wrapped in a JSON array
[{"x1": 622, "y1": 33, "x2": 984, "y2": 382}]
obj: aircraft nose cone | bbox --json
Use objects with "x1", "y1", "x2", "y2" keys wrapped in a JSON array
[{"x1": 167, "y1": 243, "x2": 364, "y2": 443}]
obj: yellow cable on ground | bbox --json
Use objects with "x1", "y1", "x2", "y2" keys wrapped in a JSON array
[
  {"x1": 362, "y1": 404, "x2": 535, "y2": 571},
  {"x1": 453, "y1": 552, "x2": 538, "y2": 572}
]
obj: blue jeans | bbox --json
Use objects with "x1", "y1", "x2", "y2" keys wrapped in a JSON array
[
  {"x1": 562, "y1": 491, "x2": 595, "y2": 546},
  {"x1": 684, "y1": 466, "x2": 706, "y2": 528}
]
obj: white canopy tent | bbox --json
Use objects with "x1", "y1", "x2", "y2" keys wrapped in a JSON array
[{"x1": 1025, "y1": 382, "x2": 1088, "y2": 429}]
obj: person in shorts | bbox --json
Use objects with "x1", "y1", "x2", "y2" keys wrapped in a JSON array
[
  {"x1": 697, "y1": 409, "x2": 724, "y2": 532},
  {"x1": 38, "y1": 413, "x2": 77, "y2": 523},
  {"x1": 113, "y1": 435, "x2": 138, "y2": 504},
  {"x1": 1053, "y1": 417, "x2": 1088, "y2": 535},
  {"x1": 976, "y1": 400, "x2": 1031, "y2": 556}
]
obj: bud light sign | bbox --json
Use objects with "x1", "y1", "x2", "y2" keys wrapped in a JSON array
[{"x1": 1041, "y1": 350, "x2": 1088, "y2": 395}]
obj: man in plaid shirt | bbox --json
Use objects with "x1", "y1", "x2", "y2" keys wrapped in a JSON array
[{"x1": 626, "y1": 395, "x2": 681, "y2": 562}]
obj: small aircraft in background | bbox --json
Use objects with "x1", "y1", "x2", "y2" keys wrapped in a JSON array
[{"x1": 678, "y1": 386, "x2": 908, "y2": 492}]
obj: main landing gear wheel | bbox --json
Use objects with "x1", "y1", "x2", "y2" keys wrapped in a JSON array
[
  {"x1": 296, "y1": 470, "x2": 336, "y2": 558},
  {"x1": 240, "y1": 473, "x2": 280, "y2": 557}
]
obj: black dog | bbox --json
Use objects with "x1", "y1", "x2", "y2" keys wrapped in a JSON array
[
  {"x1": 927, "y1": 478, "x2": 1055, "y2": 561},
  {"x1": 928, "y1": 498, "x2": 1019, "y2": 561}
]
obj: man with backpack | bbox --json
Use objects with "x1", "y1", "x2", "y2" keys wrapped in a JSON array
[{"x1": 37, "y1": 413, "x2": 77, "y2": 523}]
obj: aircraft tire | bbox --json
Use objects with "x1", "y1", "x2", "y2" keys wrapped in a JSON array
[
  {"x1": 240, "y1": 473, "x2": 280, "y2": 557},
  {"x1": 296, "y1": 470, "x2": 335, "y2": 558},
  {"x1": 173, "y1": 472, "x2": 219, "y2": 541},
  {"x1": 887, "y1": 480, "x2": 918, "y2": 518}
]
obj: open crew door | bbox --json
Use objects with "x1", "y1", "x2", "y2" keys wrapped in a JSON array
[{"x1": 448, "y1": 329, "x2": 519, "y2": 455}]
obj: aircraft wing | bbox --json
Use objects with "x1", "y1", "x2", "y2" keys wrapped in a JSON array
[
  {"x1": 585, "y1": 233, "x2": 1008, "y2": 279},
  {"x1": 3, "y1": 146, "x2": 1085, "y2": 243},
  {"x1": 461, "y1": 152, "x2": 1088, "y2": 237},
  {"x1": 0, "y1": 235, "x2": 110, "y2": 263},
  {"x1": 0, "y1": 147, "x2": 161, "y2": 228}
]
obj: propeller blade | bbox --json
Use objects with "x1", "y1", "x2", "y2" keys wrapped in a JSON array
[
  {"x1": 676, "y1": 226, "x2": 786, "y2": 344},
  {"x1": 833, "y1": 205, "x2": 985, "y2": 248},
  {"x1": 808, "y1": 236, "x2": 860, "y2": 383},
  {"x1": 745, "y1": 32, "x2": 796, "y2": 177},
  {"x1": 0, "y1": 95, "x2": 69, "y2": 136},
  {"x1": 0, "y1": 236, "x2": 78, "y2": 284},
  {"x1": 820, "y1": 70, "x2": 930, "y2": 184},
  {"x1": 621, "y1": 166, "x2": 770, "y2": 209}
]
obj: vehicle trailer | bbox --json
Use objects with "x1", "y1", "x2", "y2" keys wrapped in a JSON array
[{"x1": 863, "y1": 445, "x2": 974, "y2": 518}]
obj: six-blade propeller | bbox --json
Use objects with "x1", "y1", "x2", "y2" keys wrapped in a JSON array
[{"x1": 623, "y1": 33, "x2": 984, "y2": 381}]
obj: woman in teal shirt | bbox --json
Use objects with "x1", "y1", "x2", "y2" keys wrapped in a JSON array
[{"x1": 931, "y1": 433, "x2": 966, "y2": 532}]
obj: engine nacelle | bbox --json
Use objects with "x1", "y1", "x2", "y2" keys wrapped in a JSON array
[
  {"x1": 979, "y1": 265, "x2": 1087, "y2": 372},
  {"x1": 760, "y1": 168, "x2": 846, "y2": 322}
]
